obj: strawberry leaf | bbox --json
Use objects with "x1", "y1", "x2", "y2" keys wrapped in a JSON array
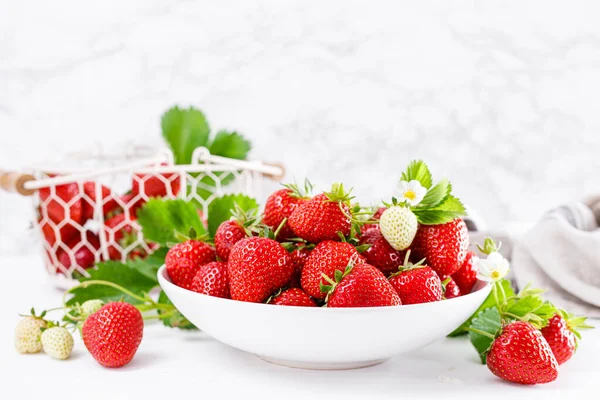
[
  {"x1": 401, "y1": 160, "x2": 432, "y2": 189},
  {"x1": 137, "y1": 199, "x2": 207, "y2": 245},
  {"x1": 157, "y1": 290, "x2": 197, "y2": 330},
  {"x1": 413, "y1": 195, "x2": 467, "y2": 225},
  {"x1": 419, "y1": 179, "x2": 450, "y2": 208},
  {"x1": 469, "y1": 307, "x2": 502, "y2": 364},
  {"x1": 208, "y1": 130, "x2": 251, "y2": 160},
  {"x1": 162, "y1": 106, "x2": 210, "y2": 165},
  {"x1": 207, "y1": 194, "x2": 258, "y2": 238}
]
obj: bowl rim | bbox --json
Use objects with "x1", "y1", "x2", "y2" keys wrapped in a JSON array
[{"x1": 157, "y1": 265, "x2": 491, "y2": 312}]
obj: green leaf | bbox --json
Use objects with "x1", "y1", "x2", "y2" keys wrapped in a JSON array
[
  {"x1": 137, "y1": 198, "x2": 207, "y2": 245},
  {"x1": 449, "y1": 279, "x2": 515, "y2": 336},
  {"x1": 413, "y1": 195, "x2": 467, "y2": 225},
  {"x1": 126, "y1": 247, "x2": 168, "y2": 284},
  {"x1": 67, "y1": 261, "x2": 157, "y2": 305},
  {"x1": 401, "y1": 160, "x2": 432, "y2": 189},
  {"x1": 207, "y1": 194, "x2": 258, "y2": 238},
  {"x1": 162, "y1": 106, "x2": 210, "y2": 165},
  {"x1": 158, "y1": 291, "x2": 197, "y2": 330},
  {"x1": 469, "y1": 307, "x2": 502, "y2": 364},
  {"x1": 419, "y1": 179, "x2": 450, "y2": 208},
  {"x1": 208, "y1": 130, "x2": 251, "y2": 160}
]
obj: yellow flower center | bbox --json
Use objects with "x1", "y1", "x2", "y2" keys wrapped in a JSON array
[
  {"x1": 491, "y1": 270, "x2": 501, "y2": 280},
  {"x1": 404, "y1": 190, "x2": 417, "y2": 200}
]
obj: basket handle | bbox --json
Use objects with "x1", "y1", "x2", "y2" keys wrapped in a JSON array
[{"x1": 0, "y1": 170, "x2": 36, "y2": 196}]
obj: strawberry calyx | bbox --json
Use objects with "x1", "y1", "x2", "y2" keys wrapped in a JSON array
[
  {"x1": 557, "y1": 309, "x2": 594, "y2": 341},
  {"x1": 230, "y1": 204, "x2": 262, "y2": 236},
  {"x1": 477, "y1": 237, "x2": 502, "y2": 255},
  {"x1": 319, "y1": 261, "x2": 356, "y2": 304},
  {"x1": 282, "y1": 178, "x2": 313, "y2": 200},
  {"x1": 388, "y1": 250, "x2": 427, "y2": 278}
]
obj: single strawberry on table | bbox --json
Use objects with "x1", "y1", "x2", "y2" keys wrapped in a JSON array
[
  {"x1": 82, "y1": 302, "x2": 144, "y2": 368},
  {"x1": 388, "y1": 252, "x2": 443, "y2": 305},
  {"x1": 14, "y1": 310, "x2": 47, "y2": 354},
  {"x1": 541, "y1": 310, "x2": 593, "y2": 365},
  {"x1": 41, "y1": 326, "x2": 74, "y2": 360},
  {"x1": 323, "y1": 262, "x2": 401, "y2": 308},
  {"x1": 451, "y1": 250, "x2": 477, "y2": 294},
  {"x1": 269, "y1": 288, "x2": 316, "y2": 307},
  {"x1": 165, "y1": 239, "x2": 216, "y2": 290},
  {"x1": 486, "y1": 321, "x2": 558, "y2": 385},
  {"x1": 190, "y1": 261, "x2": 230, "y2": 299},
  {"x1": 263, "y1": 182, "x2": 311, "y2": 240},
  {"x1": 227, "y1": 237, "x2": 294, "y2": 303},
  {"x1": 300, "y1": 240, "x2": 364, "y2": 300},
  {"x1": 359, "y1": 228, "x2": 406, "y2": 276},
  {"x1": 410, "y1": 218, "x2": 469, "y2": 279},
  {"x1": 288, "y1": 183, "x2": 353, "y2": 243}
]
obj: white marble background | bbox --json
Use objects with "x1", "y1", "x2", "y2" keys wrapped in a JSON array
[{"x1": 1, "y1": 0, "x2": 600, "y2": 255}]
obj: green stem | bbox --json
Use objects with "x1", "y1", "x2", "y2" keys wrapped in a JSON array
[
  {"x1": 492, "y1": 281, "x2": 500, "y2": 309},
  {"x1": 143, "y1": 310, "x2": 179, "y2": 321},
  {"x1": 465, "y1": 327, "x2": 496, "y2": 340},
  {"x1": 64, "y1": 280, "x2": 148, "y2": 304}
]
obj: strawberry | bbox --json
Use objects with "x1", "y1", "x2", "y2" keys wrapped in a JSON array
[
  {"x1": 81, "y1": 182, "x2": 118, "y2": 220},
  {"x1": 165, "y1": 240, "x2": 216, "y2": 290},
  {"x1": 39, "y1": 216, "x2": 77, "y2": 247},
  {"x1": 14, "y1": 312, "x2": 47, "y2": 354},
  {"x1": 300, "y1": 240, "x2": 364, "y2": 300},
  {"x1": 324, "y1": 263, "x2": 401, "y2": 308},
  {"x1": 132, "y1": 164, "x2": 181, "y2": 198},
  {"x1": 442, "y1": 277, "x2": 461, "y2": 299},
  {"x1": 359, "y1": 228, "x2": 406, "y2": 276},
  {"x1": 288, "y1": 245, "x2": 312, "y2": 288},
  {"x1": 388, "y1": 253, "x2": 443, "y2": 305},
  {"x1": 190, "y1": 261, "x2": 230, "y2": 298},
  {"x1": 39, "y1": 182, "x2": 83, "y2": 226},
  {"x1": 411, "y1": 218, "x2": 469, "y2": 279},
  {"x1": 117, "y1": 193, "x2": 146, "y2": 217},
  {"x1": 57, "y1": 231, "x2": 100, "y2": 271},
  {"x1": 41, "y1": 327, "x2": 74, "y2": 360},
  {"x1": 214, "y1": 220, "x2": 248, "y2": 261},
  {"x1": 81, "y1": 299, "x2": 105, "y2": 317},
  {"x1": 263, "y1": 185, "x2": 310, "y2": 240},
  {"x1": 269, "y1": 288, "x2": 316, "y2": 307},
  {"x1": 82, "y1": 302, "x2": 144, "y2": 368},
  {"x1": 486, "y1": 321, "x2": 558, "y2": 385},
  {"x1": 227, "y1": 237, "x2": 294, "y2": 303},
  {"x1": 360, "y1": 206, "x2": 386, "y2": 234},
  {"x1": 288, "y1": 183, "x2": 353, "y2": 243},
  {"x1": 103, "y1": 213, "x2": 139, "y2": 261},
  {"x1": 451, "y1": 250, "x2": 477, "y2": 294},
  {"x1": 379, "y1": 205, "x2": 418, "y2": 251},
  {"x1": 541, "y1": 311, "x2": 592, "y2": 365}
]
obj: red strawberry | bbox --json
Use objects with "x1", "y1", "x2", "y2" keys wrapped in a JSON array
[
  {"x1": 388, "y1": 255, "x2": 443, "y2": 305},
  {"x1": 300, "y1": 240, "x2": 364, "y2": 300},
  {"x1": 39, "y1": 183, "x2": 83, "y2": 226},
  {"x1": 288, "y1": 184, "x2": 353, "y2": 243},
  {"x1": 451, "y1": 250, "x2": 478, "y2": 294},
  {"x1": 227, "y1": 237, "x2": 294, "y2": 303},
  {"x1": 288, "y1": 245, "x2": 312, "y2": 288},
  {"x1": 324, "y1": 263, "x2": 401, "y2": 308},
  {"x1": 411, "y1": 218, "x2": 469, "y2": 279},
  {"x1": 214, "y1": 220, "x2": 247, "y2": 262},
  {"x1": 165, "y1": 240, "x2": 216, "y2": 290},
  {"x1": 487, "y1": 321, "x2": 558, "y2": 385},
  {"x1": 359, "y1": 228, "x2": 406, "y2": 276},
  {"x1": 81, "y1": 182, "x2": 119, "y2": 220},
  {"x1": 103, "y1": 213, "x2": 140, "y2": 261},
  {"x1": 360, "y1": 207, "x2": 386, "y2": 234},
  {"x1": 82, "y1": 302, "x2": 144, "y2": 368},
  {"x1": 57, "y1": 232, "x2": 100, "y2": 271},
  {"x1": 443, "y1": 277, "x2": 461, "y2": 299},
  {"x1": 269, "y1": 288, "x2": 316, "y2": 307},
  {"x1": 263, "y1": 187, "x2": 309, "y2": 240},
  {"x1": 190, "y1": 261, "x2": 230, "y2": 298},
  {"x1": 39, "y1": 216, "x2": 78, "y2": 247},
  {"x1": 541, "y1": 311, "x2": 592, "y2": 365},
  {"x1": 132, "y1": 164, "x2": 181, "y2": 198}
]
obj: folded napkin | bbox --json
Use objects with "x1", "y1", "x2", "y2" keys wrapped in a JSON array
[{"x1": 509, "y1": 198, "x2": 600, "y2": 318}]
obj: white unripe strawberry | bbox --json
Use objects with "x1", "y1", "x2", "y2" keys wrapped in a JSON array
[
  {"x1": 15, "y1": 316, "x2": 47, "y2": 354},
  {"x1": 81, "y1": 299, "x2": 104, "y2": 317},
  {"x1": 379, "y1": 206, "x2": 418, "y2": 251},
  {"x1": 41, "y1": 327, "x2": 74, "y2": 360}
]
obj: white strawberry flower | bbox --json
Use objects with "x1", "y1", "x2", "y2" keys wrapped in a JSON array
[
  {"x1": 475, "y1": 252, "x2": 510, "y2": 282},
  {"x1": 397, "y1": 180, "x2": 427, "y2": 206}
]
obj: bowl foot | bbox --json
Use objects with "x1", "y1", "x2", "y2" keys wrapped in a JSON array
[{"x1": 257, "y1": 356, "x2": 388, "y2": 370}]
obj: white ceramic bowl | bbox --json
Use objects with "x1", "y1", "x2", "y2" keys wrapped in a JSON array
[{"x1": 157, "y1": 265, "x2": 491, "y2": 370}]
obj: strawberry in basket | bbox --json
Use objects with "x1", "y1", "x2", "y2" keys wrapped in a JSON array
[{"x1": 132, "y1": 163, "x2": 181, "y2": 199}]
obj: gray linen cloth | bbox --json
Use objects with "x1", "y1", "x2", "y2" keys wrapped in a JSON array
[{"x1": 466, "y1": 198, "x2": 600, "y2": 318}]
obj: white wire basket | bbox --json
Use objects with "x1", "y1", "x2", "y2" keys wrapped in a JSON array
[{"x1": 0, "y1": 147, "x2": 284, "y2": 288}]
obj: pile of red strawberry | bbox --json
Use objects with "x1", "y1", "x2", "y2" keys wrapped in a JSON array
[
  {"x1": 38, "y1": 167, "x2": 179, "y2": 272},
  {"x1": 166, "y1": 181, "x2": 474, "y2": 308}
]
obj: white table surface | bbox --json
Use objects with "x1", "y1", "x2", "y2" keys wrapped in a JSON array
[{"x1": 1, "y1": 255, "x2": 598, "y2": 399}]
